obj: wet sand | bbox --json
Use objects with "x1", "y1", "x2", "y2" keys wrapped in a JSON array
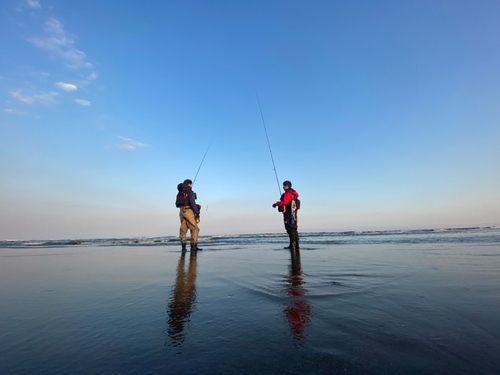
[{"x1": 1, "y1": 242, "x2": 499, "y2": 374}]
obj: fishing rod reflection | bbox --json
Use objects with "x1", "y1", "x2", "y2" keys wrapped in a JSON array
[
  {"x1": 284, "y1": 248, "x2": 312, "y2": 346},
  {"x1": 166, "y1": 249, "x2": 198, "y2": 348}
]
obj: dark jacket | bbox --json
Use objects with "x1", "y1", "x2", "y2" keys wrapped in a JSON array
[{"x1": 179, "y1": 184, "x2": 200, "y2": 216}]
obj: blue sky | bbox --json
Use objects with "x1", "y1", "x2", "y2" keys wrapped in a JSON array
[{"x1": 1, "y1": 0, "x2": 499, "y2": 240}]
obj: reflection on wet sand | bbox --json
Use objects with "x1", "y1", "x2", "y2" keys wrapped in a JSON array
[
  {"x1": 166, "y1": 250, "x2": 198, "y2": 348},
  {"x1": 284, "y1": 248, "x2": 312, "y2": 346}
]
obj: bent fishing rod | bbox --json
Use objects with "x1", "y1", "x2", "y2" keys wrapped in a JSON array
[
  {"x1": 192, "y1": 139, "x2": 213, "y2": 186},
  {"x1": 256, "y1": 92, "x2": 282, "y2": 196}
]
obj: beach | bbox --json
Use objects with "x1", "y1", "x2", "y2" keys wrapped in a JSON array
[{"x1": 1, "y1": 229, "x2": 500, "y2": 374}]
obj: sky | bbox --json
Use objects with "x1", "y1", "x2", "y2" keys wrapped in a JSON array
[{"x1": 1, "y1": 0, "x2": 499, "y2": 240}]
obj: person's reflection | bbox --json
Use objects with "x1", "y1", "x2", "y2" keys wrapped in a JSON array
[
  {"x1": 166, "y1": 249, "x2": 198, "y2": 348},
  {"x1": 284, "y1": 248, "x2": 312, "y2": 346}
]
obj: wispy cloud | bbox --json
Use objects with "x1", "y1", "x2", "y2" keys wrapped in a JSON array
[
  {"x1": 11, "y1": 90, "x2": 58, "y2": 106},
  {"x1": 27, "y1": 18, "x2": 92, "y2": 69},
  {"x1": 11, "y1": 91, "x2": 33, "y2": 104},
  {"x1": 55, "y1": 82, "x2": 77, "y2": 91},
  {"x1": 11, "y1": 7, "x2": 98, "y2": 112},
  {"x1": 4, "y1": 108, "x2": 24, "y2": 114},
  {"x1": 27, "y1": 0, "x2": 41, "y2": 9},
  {"x1": 31, "y1": 91, "x2": 58, "y2": 106},
  {"x1": 116, "y1": 136, "x2": 149, "y2": 151},
  {"x1": 75, "y1": 99, "x2": 91, "y2": 106}
]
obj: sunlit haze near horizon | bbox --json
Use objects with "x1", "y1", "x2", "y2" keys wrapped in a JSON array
[{"x1": 1, "y1": 0, "x2": 499, "y2": 240}]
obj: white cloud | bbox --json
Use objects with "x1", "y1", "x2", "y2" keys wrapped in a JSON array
[
  {"x1": 11, "y1": 90, "x2": 58, "y2": 106},
  {"x1": 44, "y1": 17, "x2": 64, "y2": 35},
  {"x1": 117, "y1": 136, "x2": 149, "y2": 151},
  {"x1": 75, "y1": 99, "x2": 91, "y2": 106},
  {"x1": 11, "y1": 91, "x2": 34, "y2": 104},
  {"x1": 27, "y1": 0, "x2": 41, "y2": 9},
  {"x1": 27, "y1": 18, "x2": 92, "y2": 69},
  {"x1": 19, "y1": 14, "x2": 98, "y2": 110},
  {"x1": 55, "y1": 82, "x2": 77, "y2": 91}
]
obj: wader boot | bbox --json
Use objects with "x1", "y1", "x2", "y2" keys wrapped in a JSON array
[
  {"x1": 191, "y1": 243, "x2": 203, "y2": 251},
  {"x1": 285, "y1": 240, "x2": 300, "y2": 250},
  {"x1": 181, "y1": 242, "x2": 187, "y2": 251}
]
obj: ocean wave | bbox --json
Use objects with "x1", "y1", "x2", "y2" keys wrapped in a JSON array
[{"x1": 1, "y1": 226, "x2": 499, "y2": 249}]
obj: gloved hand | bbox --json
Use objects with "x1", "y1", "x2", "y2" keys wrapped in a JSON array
[
  {"x1": 196, "y1": 204, "x2": 201, "y2": 210},
  {"x1": 272, "y1": 203, "x2": 277, "y2": 208}
]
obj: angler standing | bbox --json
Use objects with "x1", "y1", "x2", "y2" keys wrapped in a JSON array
[
  {"x1": 176, "y1": 179, "x2": 202, "y2": 251},
  {"x1": 273, "y1": 180, "x2": 300, "y2": 250}
]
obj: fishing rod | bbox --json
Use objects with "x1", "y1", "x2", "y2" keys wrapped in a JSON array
[
  {"x1": 192, "y1": 139, "x2": 213, "y2": 185},
  {"x1": 256, "y1": 92, "x2": 282, "y2": 196}
]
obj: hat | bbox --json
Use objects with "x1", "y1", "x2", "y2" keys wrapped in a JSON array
[{"x1": 283, "y1": 180, "x2": 292, "y2": 187}]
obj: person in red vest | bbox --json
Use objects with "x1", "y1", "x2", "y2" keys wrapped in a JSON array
[{"x1": 273, "y1": 180, "x2": 300, "y2": 250}]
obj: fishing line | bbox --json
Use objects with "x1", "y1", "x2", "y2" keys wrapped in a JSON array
[
  {"x1": 193, "y1": 139, "x2": 213, "y2": 185},
  {"x1": 256, "y1": 92, "x2": 281, "y2": 196}
]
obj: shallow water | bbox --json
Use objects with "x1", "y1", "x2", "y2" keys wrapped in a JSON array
[{"x1": 1, "y1": 240, "x2": 499, "y2": 374}]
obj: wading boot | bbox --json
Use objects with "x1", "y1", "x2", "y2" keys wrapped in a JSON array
[
  {"x1": 181, "y1": 242, "x2": 187, "y2": 252},
  {"x1": 191, "y1": 243, "x2": 203, "y2": 251}
]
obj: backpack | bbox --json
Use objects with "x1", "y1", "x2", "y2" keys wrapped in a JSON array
[
  {"x1": 289, "y1": 189, "x2": 300, "y2": 210},
  {"x1": 175, "y1": 191, "x2": 189, "y2": 207}
]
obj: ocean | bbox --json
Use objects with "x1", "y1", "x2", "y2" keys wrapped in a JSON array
[{"x1": 1, "y1": 227, "x2": 499, "y2": 374}]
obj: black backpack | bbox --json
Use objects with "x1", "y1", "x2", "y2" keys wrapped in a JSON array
[
  {"x1": 295, "y1": 198, "x2": 301, "y2": 210},
  {"x1": 288, "y1": 189, "x2": 301, "y2": 210},
  {"x1": 175, "y1": 191, "x2": 189, "y2": 207}
]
